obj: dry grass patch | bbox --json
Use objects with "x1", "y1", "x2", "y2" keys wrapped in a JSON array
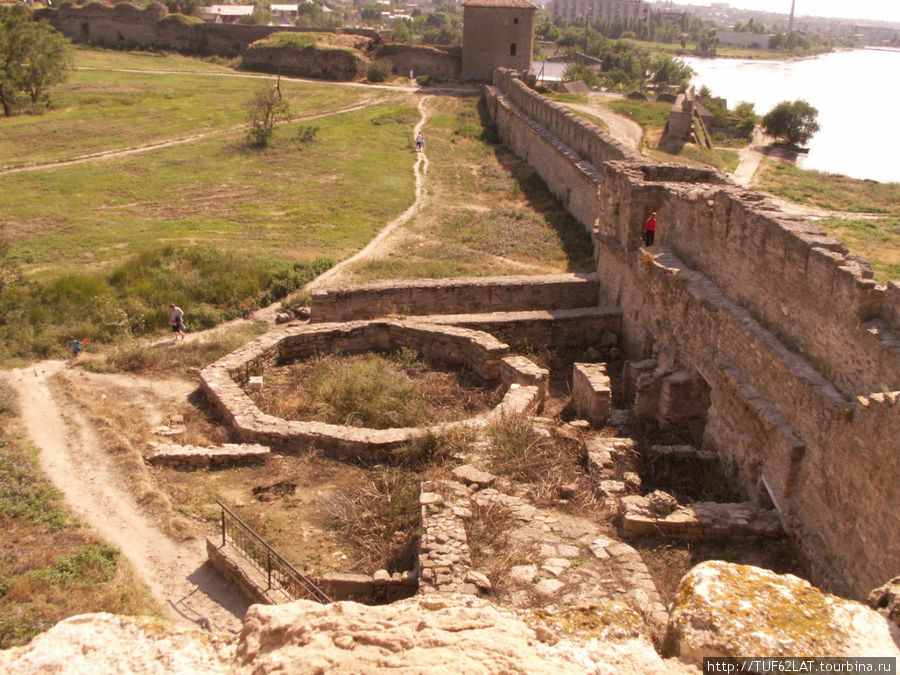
[
  {"x1": 248, "y1": 349, "x2": 502, "y2": 429},
  {"x1": 464, "y1": 498, "x2": 526, "y2": 592},
  {"x1": 322, "y1": 467, "x2": 421, "y2": 574},
  {"x1": 486, "y1": 413, "x2": 599, "y2": 511}
]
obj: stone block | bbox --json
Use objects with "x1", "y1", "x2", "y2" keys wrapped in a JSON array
[{"x1": 572, "y1": 362, "x2": 611, "y2": 427}]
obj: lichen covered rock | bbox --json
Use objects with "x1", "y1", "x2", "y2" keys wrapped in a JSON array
[
  {"x1": 0, "y1": 613, "x2": 235, "y2": 674},
  {"x1": 666, "y1": 561, "x2": 900, "y2": 666}
]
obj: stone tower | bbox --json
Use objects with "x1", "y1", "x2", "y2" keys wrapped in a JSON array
[{"x1": 462, "y1": 0, "x2": 537, "y2": 81}]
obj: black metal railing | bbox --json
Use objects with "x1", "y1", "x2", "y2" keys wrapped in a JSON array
[{"x1": 216, "y1": 499, "x2": 331, "y2": 604}]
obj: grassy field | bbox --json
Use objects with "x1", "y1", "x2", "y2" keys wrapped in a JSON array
[
  {"x1": 0, "y1": 48, "x2": 599, "y2": 361},
  {"x1": 0, "y1": 49, "x2": 423, "y2": 360},
  {"x1": 323, "y1": 94, "x2": 595, "y2": 285},
  {"x1": 1, "y1": 49, "x2": 378, "y2": 169},
  {"x1": 756, "y1": 160, "x2": 900, "y2": 281}
]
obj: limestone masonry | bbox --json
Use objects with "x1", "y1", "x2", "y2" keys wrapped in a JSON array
[{"x1": 485, "y1": 67, "x2": 899, "y2": 599}]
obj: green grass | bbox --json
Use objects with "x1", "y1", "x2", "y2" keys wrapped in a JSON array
[
  {"x1": 0, "y1": 435, "x2": 68, "y2": 530},
  {"x1": 649, "y1": 142, "x2": 740, "y2": 173},
  {"x1": 341, "y1": 95, "x2": 593, "y2": 284},
  {"x1": 756, "y1": 161, "x2": 900, "y2": 213},
  {"x1": 0, "y1": 52, "x2": 379, "y2": 168},
  {"x1": 603, "y1": 98, "x2": 672, "y2": 129},
  {"x1": 249, "y1": 32, "x2": 319, "y2": 50},
  {"x1": 0, "y1": 86, "x2": 417, "y2": 360},
  {"x1": 755, "y1": 161, "x2": 900, "y2": 283}
]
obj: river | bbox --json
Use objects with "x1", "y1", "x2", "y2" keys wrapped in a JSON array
[{"x1": 682, "y1": 49, "x2": 900, "y2": 184}]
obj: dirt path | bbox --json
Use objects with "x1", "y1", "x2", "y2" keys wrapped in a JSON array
[
  {"x1": 0, "y1": 91, "x2": 437, "y2": 631},
  {"x1": 0, "y1": 99, "x2": 387, "y2": 176},
  {"x1": 6, "y1": 361, "x2": 250, "y2": 633},
  {"x1": 309, "y1": 95, "x2": 432, "y2": 290},
  {"x1": 730, "y1": 127, "x2": 767, "y2": 187},
  {"x1": 564, "y1": 100, "x2": 642, "y2": 151}
]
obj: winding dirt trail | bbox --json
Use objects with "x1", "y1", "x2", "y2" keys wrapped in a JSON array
[
  {"x1": 6, "y1": 361, "x2": 250, "y2": 633},
  {"x1": 2, "y1": 93, "x2": 435, "y2": 631},
  {"x1": 310, "y1": 95, "x2": 432, "y2": 290}
]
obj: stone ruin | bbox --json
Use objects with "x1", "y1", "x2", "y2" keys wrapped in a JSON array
[
  {"x1": 194, "y1": 68, "x2": 899, "y2": 626},
  {"x1": 192, "y1": 270, "x2": 807, "y2": 646}
]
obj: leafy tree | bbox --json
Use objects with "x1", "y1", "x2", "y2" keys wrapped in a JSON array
[
  {"x1": 238, "y1": 9, "x2": 272, "y2": 25},
  {"x1": 732, "y1": 100, "x2": 757, "y2": 139},
  {"x1": 162, "y1": 0, "x2": 204, "y2": 16},
  {"x1": 561, "y1": 62, "x2": 600, "y2": 88},
  {"x1": 246, "y1": 83, "x2": 290, "y2": 148},
  {"x1": 648, "y1": 54, "x2": 692, "y2": 93},
  {"x1": 0, "y1": 5, "x2": 73, "y2": 117},
  {"x1": 762, "y1": 99, "x2": 820, "y2": 146}
]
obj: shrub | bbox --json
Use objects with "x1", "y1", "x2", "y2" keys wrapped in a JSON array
[{"x1": 366, "y1": 59, "x2": 394, "y2": 83}]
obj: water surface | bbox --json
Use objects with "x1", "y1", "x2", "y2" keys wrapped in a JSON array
[{"x1": 683, "y1": 49, "x2": 900, "y2": 183}]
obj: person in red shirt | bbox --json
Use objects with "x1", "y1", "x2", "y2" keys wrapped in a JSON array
[{"x1": 643, "y1": 212, "x2": 657, "y2": 246}]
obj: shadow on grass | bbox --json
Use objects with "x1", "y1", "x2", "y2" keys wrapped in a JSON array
[{"x1": 475, "y1": 96, "x2": 594, "y2": 272}]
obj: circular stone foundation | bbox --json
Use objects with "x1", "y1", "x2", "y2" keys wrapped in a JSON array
[{"x1": 200, "y1": 319, "x2": 548, "y2": 460}]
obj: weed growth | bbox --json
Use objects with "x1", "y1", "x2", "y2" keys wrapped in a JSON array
[
  {"x1": 249, "y1": 350, "x2": 500, "y2": 429},
  {"x1": 324, "y1": 468, "x2": 420, "y2": 573}
]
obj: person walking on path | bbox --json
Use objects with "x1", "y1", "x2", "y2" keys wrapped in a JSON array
[
  {"x1": 168, "y1": 304, "x2": 185, "y2": 342},
  {"x1": 643, "y1": 212, "x2": 657, "y2": 247},
  {"x1": 415, "y1": 131, "x2": 425, "y2": 152},
  {"x1": 68, "y1": 337, "x2": 85, "y2": 358}
]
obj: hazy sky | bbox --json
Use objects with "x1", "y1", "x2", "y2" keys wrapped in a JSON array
[{"x1": 674, "y1": 1, "x2": 900, "y2": 23}]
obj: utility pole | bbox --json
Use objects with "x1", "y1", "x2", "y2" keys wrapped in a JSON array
[{"x1": 789, "y1": 0, "x2": 795, "y2": 32}]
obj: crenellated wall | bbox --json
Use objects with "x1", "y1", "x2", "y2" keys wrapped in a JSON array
[
  {"x1": 486, "y1": 68, "x2": 900, "y2": 599},
  {"x1": 598, "y1": 161, "x2": 900, "y2": 396},
  {"x1": 492, "y1": 69, "x2": 641, "y2": 169}
]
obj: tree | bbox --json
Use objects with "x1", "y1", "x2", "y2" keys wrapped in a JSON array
[
  {"x1": 732, "y1": 100, "x2": 758, "y2": 139},
  {"x1": 762, "y1": 99, "x2": 820, "y2": 147},
  {"x1": 0, "y1": 5, "x2": 73, "y2": 117},
  {"x1": 246, "y1": 83, "x2": 290, "y2": 148}
]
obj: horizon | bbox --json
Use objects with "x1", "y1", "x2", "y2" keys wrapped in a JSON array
[{"x1": 661, "y1": 1, "x2": 900, "y2": 24}]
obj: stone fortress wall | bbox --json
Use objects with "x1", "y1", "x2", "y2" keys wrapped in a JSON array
[
  {"x1": 41, "y1": 3, "x2": 460, "y2": 78},
  {"x1": 485, "y1": 68, "x2": 899, "y2": 599}
]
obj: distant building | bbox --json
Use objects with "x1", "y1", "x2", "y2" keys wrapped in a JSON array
[
  {"x1": 552, "y1": 0, "x2": 649, "y2": 25},
  {"x1": 462, "y1": 0, "x2": 537, "y2": 81},
  {"x1": 203, "y1": 5, "x2": 255, "y2": 23}
]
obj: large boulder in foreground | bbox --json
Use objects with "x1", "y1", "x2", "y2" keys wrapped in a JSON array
[
  {"x1": 666, "y1": 561, "x2": 900, "y2": 666},
  {"x1": 0, "y1": 596, "x2": 697, "y2": 674},
  {"x1": 235, "y1": 595, "x2": 693, "y2": 674},
  {"x1": 0, "y1": 613, "x2": 234, "y2": 673}
]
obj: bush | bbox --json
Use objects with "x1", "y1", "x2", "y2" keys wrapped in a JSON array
[{"x1": 366, "y1": 59, "x2": 394, "y2": 83}]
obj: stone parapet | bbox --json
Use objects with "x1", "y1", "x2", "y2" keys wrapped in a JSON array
[
  {"x1": 423, "y1": 306, "x2": 622, "y2": 350},
  {"x1": 484, "y1": 84, "x2": 605, "y2": 232},
  {"x1": 492, "y1": 68, "x2": 641, "y2": 169},
  {"x1": 599, "y1": 161, "x2": 900, "y2": 395},
  {"x1": 310, "y1": 273, "x2": 601, "y2": 322}
]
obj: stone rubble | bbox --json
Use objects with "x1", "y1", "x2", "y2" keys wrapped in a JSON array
[{"x1": 145, "y1": 442, "x2": 270, "y2": 469}]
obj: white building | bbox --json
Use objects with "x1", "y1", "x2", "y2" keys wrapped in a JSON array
[{"x1": 552, "y1": 0, "x2": 649, "y2": 25}]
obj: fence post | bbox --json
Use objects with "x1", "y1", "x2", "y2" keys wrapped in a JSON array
[
  {"x1": 221, "y1": 505, "x2": 226, "y2": 547},
  {"x1": 267, "y1": 550, "x2": 272, "y2": 590}
]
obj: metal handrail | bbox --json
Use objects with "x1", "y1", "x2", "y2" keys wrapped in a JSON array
[{"x1": 216, "y1": 499, "x2": 331, "y2": 604}]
